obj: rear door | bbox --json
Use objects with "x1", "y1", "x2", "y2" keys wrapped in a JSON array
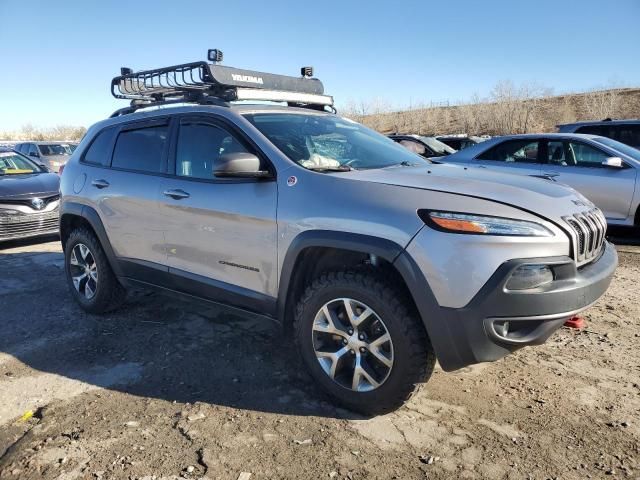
[
  {"x1": 472, "y1": 138, "x2": 544, "y2": 177},
  {"x1": 84, "y1": 118, "x2": 169, "y2": 267},
  {"x1": 541, "y1": 139, "x2": 637, "y2": 221},
  {"x1": 157, "y1": 114, "x2": 278, "y2": 302}
]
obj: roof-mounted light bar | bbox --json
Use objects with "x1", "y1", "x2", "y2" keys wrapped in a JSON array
[
  {"x1": 233, "y1": 88, "x2": 333, "y2": 106},
  {"x1": 110, "y1": 49, "x2": 332, "y2": 108}
]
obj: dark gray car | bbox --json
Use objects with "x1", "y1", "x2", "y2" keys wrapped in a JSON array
[
  {"x1": 0, "y1": 148, "x2": 60, "y2": 242},
  {"x1": 558, "y1": 119, "x2": 640, "y2": 149}
]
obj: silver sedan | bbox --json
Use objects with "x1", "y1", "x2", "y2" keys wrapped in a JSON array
[{"x1": 443, "y1": 133, "x2": 640, "y2": 226}]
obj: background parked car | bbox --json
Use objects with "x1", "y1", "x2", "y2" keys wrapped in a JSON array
[
  {"x1": 388, "y1": 134, "x2": 456, "y2": 158},
  {"x1": 14, "y1": 141, "x2": 73, "y2": 173},
  {"x1": 558, "y1": 119, "x2": 640, "y2": 149},
  {"x1": 443, "y1": 133, "x2": 640, "y2": 226},
  {"x1": 0, "y1": 147, "x2": 60, "y2": 242},
  {"x1": 436, "y1": 135, "x2": 485, "y2": 150}
]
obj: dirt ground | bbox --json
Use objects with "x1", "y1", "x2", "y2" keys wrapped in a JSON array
[{"x1": 0, "y1": 235, "x2": 639, "y2": 480}]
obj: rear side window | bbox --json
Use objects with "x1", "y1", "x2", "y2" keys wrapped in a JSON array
[
  {"x1": 477, "y1": 140, "x2": 540, "y2": 163},
  {"x1": 112, "y1": 125, "x2": 168, "y2": 173},
  {"x1": 83, "y1": 127, "x2": 117, "y2": 165},
  {"x1": 576, "y1": 125, "x2": 607, "y2": 136}
]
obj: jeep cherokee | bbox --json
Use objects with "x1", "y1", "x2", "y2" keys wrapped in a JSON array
[{"x1": 59, "y1": 52, "x2": 617, "y2": 414}]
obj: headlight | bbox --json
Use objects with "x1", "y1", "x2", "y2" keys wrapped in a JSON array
[{"x1": 420, "y1": 211, "x2": 553, "y2": 237}]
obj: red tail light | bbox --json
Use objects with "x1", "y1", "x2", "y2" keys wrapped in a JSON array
[{"x1": 58, "y1": 164, "x2": 65, "y2": 176}]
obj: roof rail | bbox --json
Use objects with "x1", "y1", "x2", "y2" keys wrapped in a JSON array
[{"x1": 110, "y1": 50, "x2": 334, "y2": 116}]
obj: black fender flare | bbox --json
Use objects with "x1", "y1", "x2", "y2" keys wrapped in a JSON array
[
  {"x1": 59, "y1": 202, "x2": 122, "y2": 276},
  {"x1": 277, "y1": 230, "x2": 405, "y2": 323}
]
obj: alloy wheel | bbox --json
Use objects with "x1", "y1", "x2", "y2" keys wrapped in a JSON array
[
  {"x1": 311, "y1": 298, "x2": 394, "y2": 392},
  {"x1": 69, "y1": 243, "x2": 98, "y2": 299}
]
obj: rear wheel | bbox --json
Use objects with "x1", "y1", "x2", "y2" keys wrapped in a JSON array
[
  {"x1": 64, "y1": 227, "x2": 126, "y2": 313},
  {"x1": 294, "y1": 270, "x2": 435, "y2": 415}
]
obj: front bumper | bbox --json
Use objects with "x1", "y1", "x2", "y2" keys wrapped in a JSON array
[{"x1": 396, "y1": 241, "x2": 618, "y2": 371}]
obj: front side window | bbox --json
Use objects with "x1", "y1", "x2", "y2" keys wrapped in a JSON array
[
  {"x1": 0, "y1": 152, "x2": 43, "y2": 174},
  {"x1": 567, "y1": 142, "x2": 609, "y2": 168},
  {"x1": 477, "y1": 140, "x2": 540, "y2": 163},
  {"x1": 176, "y1": 122, "x2": 250, "y2": 179},
  {"x1": 111, "y1": 124, "x2": 168, "y2": 173},
  {"x1": 243, "y1": 113, "x2": 429, "y2": 170},
  {"x1": 592, "y1": 136, "x2": 640, "y2": 162}
]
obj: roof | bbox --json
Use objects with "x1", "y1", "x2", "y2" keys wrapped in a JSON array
[
  {"x1": 492, "y1": 133, "x2": 604, "y2": 140},
  {"x1": 558, "y1": 119, "x2": 640, "y2": 127}
]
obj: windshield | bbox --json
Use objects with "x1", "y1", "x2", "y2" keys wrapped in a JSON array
[
  {"x1": 419, "y1": 136, "x2": 456, "y2": 155},
  {"x1": 0, "y1": 152, "x2": 43, "y2": 175},
  {"x1": 592, "y1": 137, "x2": 640, "y2": 162},
  {"x1": 39, "y1": 144, "x2": 70, "y2": 155},
  {"x1": 243, "y1": 113, "x2": 430, "y2": 170}
]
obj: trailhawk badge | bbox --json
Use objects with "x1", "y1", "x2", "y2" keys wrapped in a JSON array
[{"x1": 31, "y1": 198, "x2": 45, "y2": 210}]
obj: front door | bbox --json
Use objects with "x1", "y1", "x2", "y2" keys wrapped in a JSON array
[
  {"x1": 158, "y1": 115, "x2": 278, "y2": 306},
  {"x1": 541, "y1": 139, "x2": 637, "y2": 221}
]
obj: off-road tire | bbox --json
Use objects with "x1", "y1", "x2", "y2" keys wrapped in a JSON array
[
  {"x1": 64, "y1": 227, "x2": 126, "y2": 313},
  {"x1": 294, "y1": 270, "x2": 436, "y2": 415}
]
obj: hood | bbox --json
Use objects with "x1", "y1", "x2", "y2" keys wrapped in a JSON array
[
  {"x1": 345, "y1": 163, "x2": 594, "y2": 219},
  {"x1": 0, "y1": 172, "x2": 60, "y2": 199}
]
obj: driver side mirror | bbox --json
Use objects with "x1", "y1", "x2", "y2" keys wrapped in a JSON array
[
  {"x1": 214, "y1": 152, "x2": 272, "y2": 178},
  {"x1": 29, "y1": 151, "x2": 40, "y2": 158},
  {"x1": 602, "y1": 157, "x2": 623, "y2": 168}
]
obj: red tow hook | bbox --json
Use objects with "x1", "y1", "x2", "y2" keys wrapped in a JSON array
[{"x1": 564, "y1": 315, "x2": 586, "y2": 329}]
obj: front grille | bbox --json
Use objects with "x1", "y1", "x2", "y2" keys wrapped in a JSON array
[
  {"x1": 563, "y1": 208, "x2": 607, "y2": 265},
  {"x1": 0, "y1": 194, "x2": 60, "y2": 208},
  {"x1": 0, "y1": 209, "x2": 59, "y2": 239}
]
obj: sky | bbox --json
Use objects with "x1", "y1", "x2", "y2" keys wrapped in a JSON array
[{"x1": 0, "y1": 0, "x2": 639, "y2": 130}]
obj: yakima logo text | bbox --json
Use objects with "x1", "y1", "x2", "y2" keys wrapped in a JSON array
[{"x1": 231, "y1": 74, "x2": 264, "y2": 84}]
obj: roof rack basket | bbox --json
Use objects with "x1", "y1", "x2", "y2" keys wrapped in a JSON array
[{"x1": 110, "y1": 50, "x2": 334, "y2": 117}]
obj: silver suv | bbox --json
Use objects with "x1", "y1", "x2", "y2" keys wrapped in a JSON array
[{"x1": 59, "y1": 52, "x2": 617, "y2": 414}]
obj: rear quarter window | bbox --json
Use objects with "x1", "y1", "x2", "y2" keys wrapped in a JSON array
[{"x1": 82, "y1": 127, "x2": 118, "y2": 165}]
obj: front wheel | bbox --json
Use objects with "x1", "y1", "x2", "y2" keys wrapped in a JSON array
[{"x1": 294, "y1": 270, "x2": 435, "y2": 415}]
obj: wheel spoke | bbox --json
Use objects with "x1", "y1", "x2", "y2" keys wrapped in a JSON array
[
  {"x1": 70, "y1": 249, "x2": 81, "y2": 267},
  {"x1": 352, "y1": 355, "x2": 380, "y2": 391},
  {"x1": 88, "y1": 266, "x2": 98, "y2": 282},
  {"x1": 369, "y1": 346, "x2": 393, "y2": 368},
  {"x1": 78, "y1": 244, "x2": 90, "y2": 261},
  {"x1": 313, "y1": 305, "x2": 347, "y2": 337},
  {"x1": 316, "y1": 346, "x2": 349, "y2": 379},
  {"x1": 84, "y1": 279, "x2": 95, "y2": 299},
  {"x1": 72, "y1": 272, "x2": 87, "y2": 291}
]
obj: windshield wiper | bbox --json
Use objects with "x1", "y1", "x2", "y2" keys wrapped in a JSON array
[{"x1": 305, "y1": 165, "x2": 353, "y2": 172}]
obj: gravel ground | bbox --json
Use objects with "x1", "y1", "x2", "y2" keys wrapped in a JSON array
[{"x1": 0, "y1": 235, "x2": 639, "y2": 480}]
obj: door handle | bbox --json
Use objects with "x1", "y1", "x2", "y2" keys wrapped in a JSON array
[
  {"x1": 91, "y1": 179, "x2": 110, "y2": 189},
  {"x1": 163, "y1": 189, "x2": 190, "y2": 200}
]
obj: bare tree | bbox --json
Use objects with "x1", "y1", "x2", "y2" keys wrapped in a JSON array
[{"x1": 581, "y1": 88, "x2": 621, "y2": 120}]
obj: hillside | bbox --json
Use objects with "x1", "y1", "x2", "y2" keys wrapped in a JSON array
[{"x1": 349, "y1": 87, "x2": 640, "y2": 136}]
